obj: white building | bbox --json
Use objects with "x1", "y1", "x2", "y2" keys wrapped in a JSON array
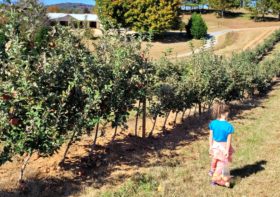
[{"x1": 47, "y1": 13, "x2": 100, "y2": 28}]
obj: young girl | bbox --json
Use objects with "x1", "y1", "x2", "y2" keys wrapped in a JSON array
[{"x1": 208, "y1": 101, "x2": 234, "y2": 187}]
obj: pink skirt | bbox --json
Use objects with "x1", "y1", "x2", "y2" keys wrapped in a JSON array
[
  {"x1": 211, "y1": 141, "x2": 234, "y2": 182},
  {"x1": 212, "y1": 141, "x2": 234, "y2": 163}
]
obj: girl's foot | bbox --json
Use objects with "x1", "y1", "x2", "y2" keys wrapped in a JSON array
[
  {"x1": 225, "y1": 182, "x2": 230, "y2": 188},
  {"x1": 208, "y1": 170, "x2": 214, "y2": 177},
  {"x1": 211, "y1": 181, "x2": 216, "y2": 186}
]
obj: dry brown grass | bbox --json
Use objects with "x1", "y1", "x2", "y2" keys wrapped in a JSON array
[
  {"x1": 214, "y1": 28, "x2": 278, "y2": 57},
  {"x1": 182, "y1": 13, "x2": 280, "y2": 32},
  {"x1": 143, "y1": 38, "x2": 204, "y2": 60},
  {"x1": 214, "y1": 31, "x2": 239, "y2": 51}
]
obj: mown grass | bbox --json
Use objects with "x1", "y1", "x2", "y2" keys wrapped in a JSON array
[
  {"x1": 80, "y1": 79, "x2": 280, "y2": 197},
  {"x1": 100, "y1": 174, "x2": 158, "y2": 197},
  {"x1": 215, "y1": 32, "x2": 239, "y2": 50}
]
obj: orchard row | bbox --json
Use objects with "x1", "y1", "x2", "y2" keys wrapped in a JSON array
[{"x1": 0, "y1": 5, "x2": 280, "y2": 181}]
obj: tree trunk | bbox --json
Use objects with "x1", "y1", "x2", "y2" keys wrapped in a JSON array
[
  {"x1": 221, "y1": 9, "x2": 224, "y2": 18},
  {"x1": 60, "y1": 129, "x2": 77, "y2": 165},
  {"x1": 203, "y1": 103, "x2": 207, "y2": 112},
  {"x1": 208, "y1": 102, "x2": 212, "y2": 111},
  {"x1": 142, "y1": 97, "x2": 147, "y2": 138},
  {"x1": 188, "y1": 108, "x2": 192, "y2": 118},
  {"x1": 19, "y1": 153, "x2": 32, "y2": 182},
  {"x1": 162, "y1": 111, "x2": 170, "y2": 131},
  {"x1": 135, "y1": 102, "x2": 141, "y2": 137},
  {"x1": 173, "y1": 111, "x2": 179, "y2": 126},
  {"x1": 194, "y1": 104, "x2": 197, "y2": 117},
  {"x1": 198, "y1": 102, "x2": 202, "y2": 116},
  {"x1": 149, "y1": 115, "x2": 158, "y2": 137},
  {"x1": 90, "y1": 122, "x2": 100, "y2": 155},
  {"x1": 181, "y1": 109, "x2": 187, "y2": 122},
  {"x1": 112, "y1": 126, "x2": 118, "y2": 141},
  {"x1": 278, "y1": 12, "x2": 280, "y2": 21}
]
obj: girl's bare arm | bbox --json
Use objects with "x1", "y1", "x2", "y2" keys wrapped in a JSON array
[
  {"x1": 226, "y1": 134, "x2": 232, "y2": 157},
  {"x1": 209, "y1": 130, "x2": 213, "y2": 150}
]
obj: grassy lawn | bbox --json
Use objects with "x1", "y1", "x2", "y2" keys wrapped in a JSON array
[{"x1": 81, "y1": 78, "x2": 280, "y2": 197}]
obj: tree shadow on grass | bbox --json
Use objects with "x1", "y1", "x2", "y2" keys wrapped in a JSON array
[
  {"x1": 222, "y1": 11, "x2": 245, "y2": 19},
  {"x1": 253, "y1": 16, "x2": 280, "y2": 22},
  {"x1": 0, "y1": 177, "x2": 87, "y2": 197},
  {"x1": 231, "y1": 160, "x2": 267, "y2": 187},
  {"x1": 153, "y1": 32, "x2": 192, "y2": 44}
]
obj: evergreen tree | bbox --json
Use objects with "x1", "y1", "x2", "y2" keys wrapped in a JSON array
[{"x1": 186, "y1": 13, "x2": 208, "y2": 39}]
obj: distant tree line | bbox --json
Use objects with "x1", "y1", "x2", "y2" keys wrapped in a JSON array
[
  {"x1": 46, "y1": 5, "x2": 93, "y2": 14},
  {"x1": 183, "y1": 0, "x2": 280, "y2": 20}
]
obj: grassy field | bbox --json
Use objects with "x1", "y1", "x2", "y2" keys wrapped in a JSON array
[{"x1": 81, "y1": 79, "x2": 280, "y2": 197}]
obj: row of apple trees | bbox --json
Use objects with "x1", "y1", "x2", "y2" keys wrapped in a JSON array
[{"x1": 1, "y1": 1, "x2": 280, "y2": 182}]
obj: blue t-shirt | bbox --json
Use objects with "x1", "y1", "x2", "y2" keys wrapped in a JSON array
[{"x1": 209, "y1": 120, "x2": 234, "y2": 142}]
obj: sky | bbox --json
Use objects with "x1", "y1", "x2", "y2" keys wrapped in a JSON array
[{"x1": 0, "y1": 0, "x2": 95, "y2": 5}]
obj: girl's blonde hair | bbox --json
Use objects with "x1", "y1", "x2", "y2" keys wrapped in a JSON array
[{"x1": 212, "y1": 100, "x2": 230, "y2": 119}]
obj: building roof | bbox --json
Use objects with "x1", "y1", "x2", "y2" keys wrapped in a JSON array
[{"x1": 47, "y1": 13, "x2": 98, "y2": 22}]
